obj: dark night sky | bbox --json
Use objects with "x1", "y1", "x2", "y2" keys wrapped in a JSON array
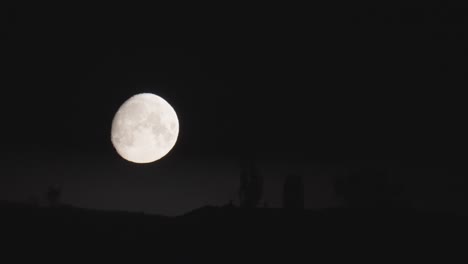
[{"x1": 1, "y1": 5, "x2": 467, "y2": 215}]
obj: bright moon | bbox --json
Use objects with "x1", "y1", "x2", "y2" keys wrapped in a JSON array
[{"x1": 111, "y1": 93, "x2": 179, "y2": 163}]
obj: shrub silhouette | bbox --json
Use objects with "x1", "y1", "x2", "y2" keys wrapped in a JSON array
[
  {"x1": 238, "y1": 159, "x2": 263, "y2": 208},
  {"x1": 282, "y1": 173, "x2": 304, "y2": 210},
  {"x1": 46, "y1": 184, "x2": 61, "y2": 207}
]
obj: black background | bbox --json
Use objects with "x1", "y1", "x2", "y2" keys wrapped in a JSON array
[
  {"x1": 1, "y1": 5, "x2": 467, "y2": 214},
  {"x1": 2, "y1": 6, "x2": 466, "y2": 161},
  {"x1": 1, "y1": 5, "x2": 468, "y2": 262}
]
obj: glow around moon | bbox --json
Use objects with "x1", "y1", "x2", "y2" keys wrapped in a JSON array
[{"x1": 111, "y1": 93, "x2": 179, "y2": 163}]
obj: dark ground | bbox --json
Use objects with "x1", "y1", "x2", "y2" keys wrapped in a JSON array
[{"x1": 1, "y1": 201, "x2": 466, "y2": 263}]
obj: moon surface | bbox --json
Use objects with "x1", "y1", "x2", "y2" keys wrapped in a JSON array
[{"x1": 111, "y1": 93, "x2": 179, "y2": 163}]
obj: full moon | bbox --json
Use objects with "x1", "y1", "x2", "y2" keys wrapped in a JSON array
[{"x1": 111, "y1": 93, "x2": 179, "y2": 163}]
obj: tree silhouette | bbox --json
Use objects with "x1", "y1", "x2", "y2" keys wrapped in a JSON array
[
  {"x1": 27, "y1": 195, "x2": 39, "y2": 206},
  {"x1": 46, "y1": 184, "x2": 61, "y2": 208},
  {"x1": 238, "y1": 159, "x2": 263, "y2": 208},
  {"x1": 282, "y1": 174, "x2": 304, "y2": 209},
  {"x1": 334, "y1": 167, "x2": 406, "y2": 209}
]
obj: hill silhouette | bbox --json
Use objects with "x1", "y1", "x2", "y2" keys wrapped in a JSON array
[{"x1": 1, "y1": 200, "x2": 466, "y2": 263}]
